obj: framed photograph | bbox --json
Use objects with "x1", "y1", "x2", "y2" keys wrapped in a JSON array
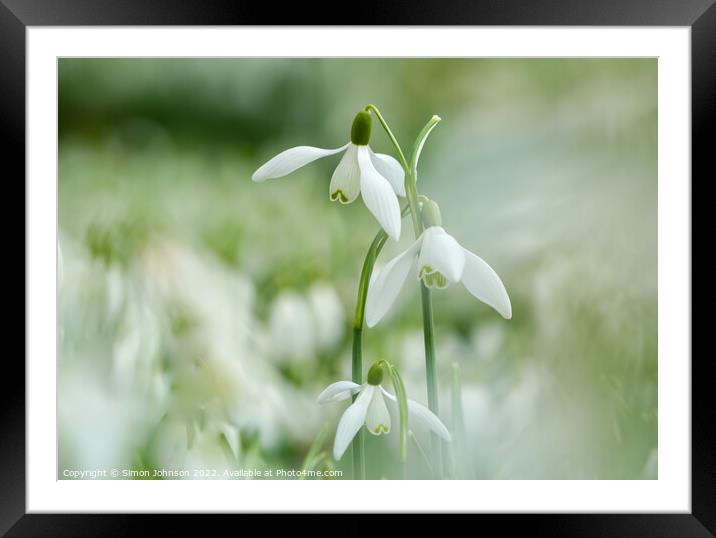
[{"x1": 7, "y1": 0, "x2": 710, "y2": 532}]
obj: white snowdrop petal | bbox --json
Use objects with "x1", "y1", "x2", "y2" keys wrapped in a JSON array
[
  {"x1": 417, "y1": 227, "x2": 466, "y2": 283},
  {"x1": 357, "y1": 146, "x2": 402, "y2": 241},
  {"x1": 317, "y1": 381, "x2": 362, "y2": 403},
  {"x1": 460, "y1": 248, "x2": 512, "y2": 319},
  {"x1": 329, "y1": 144, "x2": 362, "y2": 203},
  {"x1": 407, "y1": 400, "x2": 452, "y2": 441},
  {"x1": 333, "y1": 386, "x2": 373, "y2": 460},
  {"x1": 370, "y1": 150, "x2": 406, "y2": 197},
  {"x1": 380, "y1": 387, "x2": 452, "y2": 442},
  {"x1": 365, "y1": 387, "x2": 391, "y2": 435},
  {"x1": 365, "y1": 235, "x2": 423, "y2": 327},
  {"x1": 252, "y1": 143, "x2": 349, "y2": 182}
]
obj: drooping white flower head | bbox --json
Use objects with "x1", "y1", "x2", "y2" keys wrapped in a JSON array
[
  {"x1": 365, "y1": 201, "x2": 512, "y2": 328},
  {"x1": 252, "y1": 111, "x2": 405, "y2": 241},
  {"x1": 318, "y1": 363, "x2": 452, "y2": 461}
]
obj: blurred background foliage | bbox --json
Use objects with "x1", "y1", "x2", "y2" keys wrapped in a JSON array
[{"x1": 58, "y1": 58, "x2": 657, "y2": 480}]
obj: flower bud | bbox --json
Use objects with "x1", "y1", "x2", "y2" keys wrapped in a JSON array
[
  {"x1": 350, "y1": 111, "x2": 372, "y2": 146},
  {"x1": 421, "y1": 199, "x2": 442, "y2": 228},
  {"x1": 367, "y1": 362, "x2": 384, "y2": 386}
]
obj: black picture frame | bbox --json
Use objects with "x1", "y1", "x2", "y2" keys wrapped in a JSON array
[{"x1": 3, "y1": 1, "x2": 710, "y2": 534}]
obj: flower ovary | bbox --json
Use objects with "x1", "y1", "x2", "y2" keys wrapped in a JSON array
[
  {"x1": 367, "y1": 362, "x2": 384, "y2": 385},
  {"x1": 351, "y1": 111, "x2": 372, "y2": 146}
]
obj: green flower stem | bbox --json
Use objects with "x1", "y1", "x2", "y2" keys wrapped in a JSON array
[
  {"x1": 405, "y1": 168, "x2": 422, "y2": 238},
  {"x1": 393, "y1": 201, "x2": 441, "y2": 475},
  {"x1": 368, "y1": 106, "x2": 444, "y2": 477},
  {"x1": 420, "y1": 283, "x2": 442, "y2": 474},
  {"x1": 405, "y1": 114, "x2": 441, "y2": 235},
  {"x1": 351, "y1": 236, "x2": 384, "y2": 480},
  {"x1": 351, "y1": 328, "x2": 366, "y2": 480},
  {"x1": 375, "y1": 359, "x2": 409, "y2": 464},
  {"x1": 351, "y1": 205, "x2": 410, "y2": 480},
  {"x1": 410, "y1": 115, "x2": 442, "y2": 175},
  {"x1": 451, "y1": 362, "x2": 471, "y2": 479},
  {"x1": 353, "y1": 232, "x2": 388, "y2": 330},
  {"x1": 409, "y1": 115, "x2": 444, "y2": 477},
  {"x1": 364, "y1": 104, "x2": 409, "y2": 171}
]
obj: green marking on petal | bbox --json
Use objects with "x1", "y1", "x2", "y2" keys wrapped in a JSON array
[
  {"x1": 419, "y1": 266, "x2": 449, "y2": 289},
  {"x1": 330, "y1": 190, "x2": 349, "y2": 204},
  {"x1": 373, "y1": 424, "x2": 389, "y2": 434},
  {"x1": 418, "y1": 265, "x2": 433, "y2": 278}
]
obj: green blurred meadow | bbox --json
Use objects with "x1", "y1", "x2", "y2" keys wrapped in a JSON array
[{"x1": 58, "y1": 58, "x2": 657, "y2": 480}]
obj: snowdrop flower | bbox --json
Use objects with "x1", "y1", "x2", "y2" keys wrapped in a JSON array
[
  {"x1": 318, "y1": 362, "x2": 451, "y2": 460},
  {"x1": 366, "y1": 200, "x2": 512, "y2": 327},
  {"x1": 252, "y1": 111, "x2": 404, "y2": 241}
]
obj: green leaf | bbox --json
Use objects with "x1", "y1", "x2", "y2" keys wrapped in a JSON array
[
  {"x1": 301, "y1": 422, "x2": 329, "y2": 473},
  {"x1": 451, "y1": 362, "x2": 472, "y2": 479}
]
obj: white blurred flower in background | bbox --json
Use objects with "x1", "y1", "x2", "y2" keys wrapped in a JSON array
[
  {"x1": 307, "y1": 282, "x2": 345, "y2": 352},
  {"x1": 268, "y1": 290, "x2": 316, "y2": 364},
  {"x1": 59, "y1": 232, "x2": 322, "y2": 477},
  {"x1": 151, "y1": 411, "x2": 241, "y2": 478},
  {"x1": 470, "y1": 322, "x2": 505, "y2": 361},
  {"x1": 59, "y1": 367, "x2": 161, "y2": 474},
  {"x1": 140, "y1": 236, "x2": 319, "y2": 449},
  {"x1": 264, "y1": 281, "x2": 345, "y2": 365},
  {"x1": 58, "y1": 237, "x2": 167, "y2": 473}
]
